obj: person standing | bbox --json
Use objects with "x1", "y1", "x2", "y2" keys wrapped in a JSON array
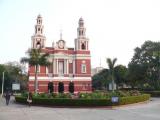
[
  {"x1": 27, "y1": 92, "x2": 32, "y2": 107},
  {"x1": 4, "y1": 91, "x2": 11, "y2": 105}
]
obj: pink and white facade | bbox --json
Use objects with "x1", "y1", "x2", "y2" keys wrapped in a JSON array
[{"x1": 28, "y1": 15, "x2": 92, "y2": 93}]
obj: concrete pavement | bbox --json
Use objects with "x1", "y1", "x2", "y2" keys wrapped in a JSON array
[{"x1": 0, "y1": 96, "x2": 160, "y2": 120}]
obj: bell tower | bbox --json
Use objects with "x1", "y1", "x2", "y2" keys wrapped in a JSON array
[
  {"x1": 75, "y1": 18, "x2": 89, "y2": 51},
  {"x1": 31, "y1": 14, "x2": 46, "y2": 49}
]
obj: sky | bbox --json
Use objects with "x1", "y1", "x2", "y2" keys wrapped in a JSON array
[{"x1": 1, "y1": 0, "x2": 160, "y2": 68}]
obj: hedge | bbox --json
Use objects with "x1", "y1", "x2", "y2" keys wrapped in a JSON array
[
  {"x1": 15, "y1": 94, "x2": 150, "y2": 106},
  {"x1": 119, "y1": 94, "x2": 150, "y2": 105},
  {"x1": 142, "y1": 91, "x2": 160, "y2": 97}
]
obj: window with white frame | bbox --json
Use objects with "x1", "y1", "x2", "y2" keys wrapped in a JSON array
[
  {"x1": 81, "y1": 64, "x2": 86, "y2": 73},
  {"x1": 58, "y1": 61, "x2": 64, "y2": 76}
]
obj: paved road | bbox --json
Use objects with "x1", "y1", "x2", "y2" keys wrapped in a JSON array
[{"x1": 0, "y1": 96, "x2": 160, "y2": 120}]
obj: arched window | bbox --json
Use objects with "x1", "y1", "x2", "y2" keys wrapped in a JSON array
[
  {"x1": 36, "y1": 42, "x2": 41, "y2": 48},
  {"x1": 69, "y1": 82, "x2": 74, "y2": 93},
  {"x1": 48, "y1": 82, "x2": 54, "y2": 93},
  {"x1": 81, "y1": 64, "x2": 86, "y2": 73},
  {"x1": 58, "y1": 82, "x2": 64, "y2": 93},
  {"x1": 81, "y1": 43, "x2": 86, "y2": 50}
]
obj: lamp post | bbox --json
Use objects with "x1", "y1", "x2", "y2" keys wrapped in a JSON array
[{"x1": 1, "y1": 71, "x2": 5, "y2": 97}]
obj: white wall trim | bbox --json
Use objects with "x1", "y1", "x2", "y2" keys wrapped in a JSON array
[{"x1": 29, "y1": 76, "x2": 91, "y2": 81}]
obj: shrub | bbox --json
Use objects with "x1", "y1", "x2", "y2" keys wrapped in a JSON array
[
  {"x1": 119, "y1": 94, "x2": 150, "y2": 105},
  {"x1": 55, "y1": 93, "x2": 71, "y2": 98},
  {"x1": 15, "y1": 96, "x2": 27, "y2": 104},
  {"x1": 21, "y1": 91, "x2": 28, "y2": 97},
  {"x1": 31, "y1": 98, "x2": 112, "y2": 106},
  {"x1": 129, "y1": 90, "x2": 141, "y2": 96},
  {"x1": 38, "y1": 93, "x2": 48, "y2": 98},
  {"x1": 142, "y1": 91, "x2": 160, "y2": 97}
]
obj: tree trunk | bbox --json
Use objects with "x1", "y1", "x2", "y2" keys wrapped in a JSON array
[
  {"x1": 34, "y1": 65, "x2": 38, "y2": 94},
  {"x1": 112, "y1": 75, "x2": 114, "y2": 92}
]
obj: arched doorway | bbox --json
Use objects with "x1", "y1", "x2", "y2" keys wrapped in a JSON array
[
  {"x1": 36, "y1": 42, "x2": 41, "y2": 48},
  {"x1": 69, "y1": 82, "x2": 74, "y2": 93},
  {"x1": 48, "y1": 82, "x2": 54, "y2": 93},
  {"x1": 81, "y1": 43, "x2": 86, "y2": 50},
  {"x1": 58, "y1": 82, "x2": 64, "y2": 93}
]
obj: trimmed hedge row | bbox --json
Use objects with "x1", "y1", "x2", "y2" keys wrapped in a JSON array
[
  {"x1": 142, "y1": 91, "x2": 160, "y2": 97},
  {"x1": 119, "y1": 94, "x2": 150, "y2": 105},
  {"x1": 15, "y1": 94, "x2": 150, "y2": 106}
]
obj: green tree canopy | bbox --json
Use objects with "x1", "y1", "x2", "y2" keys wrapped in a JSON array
[
  {"x1": 114, "y1": 65, "x2": 127, "y2": 86},
  {"x1": 21, "y1": 48, "x2": 50, "y2": 94},
  {"x1": 0, "y1": 63, "x2": 27, "y2": 92},
  {"x1": 106, "y1": 58, "x2": 117, "y2": 92},
  {"x1": 128, "y1": 41, "x2": 160, "y2": 90}
]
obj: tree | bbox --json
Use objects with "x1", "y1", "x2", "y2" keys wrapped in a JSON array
[
  {"x1": 92, "y1": 69, "x2": 110, "y2": 90},
  {"x1": 114, "y1": 65, "x2": 127, "y2": 87},
  {"x1": 127, "y1": 63, "x2": 147, "y2": 89},
  {"x1": 0, "y1": 63, "x2": 28, "y2": 92},
  {"x1": 129, "y1": 41, "x2": 160, "y2": 90},
  {"x1": 106, "y1": 58, "x2": 117, "y2": 92},
  {"x1": 21, "y1": 48, "x2": 50, "y2": 94}
]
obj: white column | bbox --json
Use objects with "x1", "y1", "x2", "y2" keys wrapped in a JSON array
[
  {"x1": 66, "y1": 59, "x2": 69, "y2": 74},
  {"x1": 56, "y1": 59, "x2": 58, "y2": 74},
  {"x1": 52, "y1": 59, "x2": 55, "y2": 74},
  {"x1": 46, "y1": 66, "x2": 48, "y2": 74},
  {"x1": 73, "y1": 59, "x2": 75, "y2": 74},
  {"x1": 63, "y1": 59, "x2": 65, "y2": 74}
]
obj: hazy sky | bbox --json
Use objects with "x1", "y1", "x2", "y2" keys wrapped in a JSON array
[{"x1": 1, "y1": 0, "x2": 160, "y2": 68}]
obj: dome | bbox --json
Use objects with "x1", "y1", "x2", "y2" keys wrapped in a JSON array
[
  {"x1": 37, "y1": 14, "x2": 42, "y2": 18},
  {"x1": 79, "y1": 17, "x2": 83, "y2": 22}
]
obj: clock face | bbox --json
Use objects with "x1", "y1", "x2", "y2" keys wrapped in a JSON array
[{"x1": 58, "y1": 40, "x2": 64, "y2": 49}]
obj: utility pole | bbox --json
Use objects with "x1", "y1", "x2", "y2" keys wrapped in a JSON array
[{"x1": 1, "y1": 72, "x2": 5, "y2": 97}]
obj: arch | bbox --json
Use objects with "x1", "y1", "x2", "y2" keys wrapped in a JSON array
[
  {"x1": 82, "y1": 30, "x2": 84, "y2": 35},
  {"x1": 36, "y1": 42, "x2": 41, "y2": 48},
  {"x1": 58, "y1": 82, "x2": 64, "y2": 93},
  {"x1": 81, "y1": 43, "x2": 86, "y2": 50},
  {"x1": 48, "y1": 82, "x2": 54, "y2": 93},
  {"x1": 69, "y1": 82, "x2": 74, "y2": 93}
]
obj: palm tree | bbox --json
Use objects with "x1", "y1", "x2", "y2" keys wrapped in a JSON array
[
  {"x1": 106, "y1": 58, "x2": 117, "y2": 92},
  {"x1": 21, "y1": 48, "x2": 50, "y2": 94}
]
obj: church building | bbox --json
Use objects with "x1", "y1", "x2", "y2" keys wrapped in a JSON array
[{"x1": 28, "y1": 15, "x2": 92, "y2": 93}]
